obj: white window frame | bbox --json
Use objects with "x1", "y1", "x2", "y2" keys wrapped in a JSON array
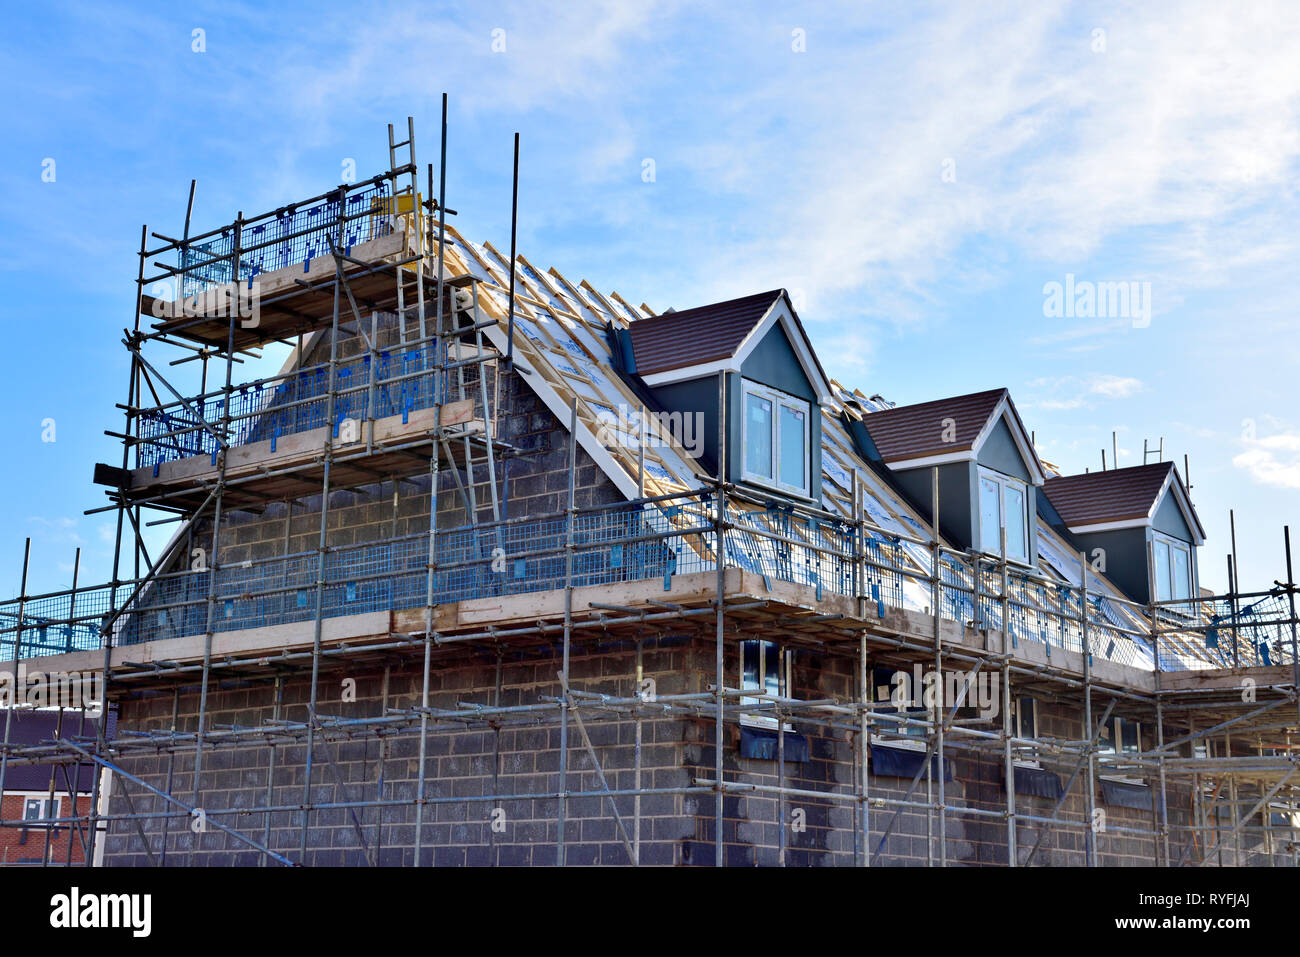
[
  {"x1": 1151, "y1": 530, "x2": 1195, "y2": 605},
  {"x1": 741, "y1": 380, "x2": 811, "y2": 497},
  {"x1": 739, "y1": 639, "x2": 791, "y2": 730},
  {"x1": 1009, "y1": 695, "x2": 1040, "y2": 768},
  {"x1": 22, "y1": 795, "x2": 61, "y2": 825},
  {"x1": 977, "y1": 466, "x2": 1031, "y2": 565}
]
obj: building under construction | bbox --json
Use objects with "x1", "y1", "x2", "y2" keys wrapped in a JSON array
[{"x1": 2, "y1": 113, "x2": 1299, "y2": 867}]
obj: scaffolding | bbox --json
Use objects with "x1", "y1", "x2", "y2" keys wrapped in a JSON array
[{"x1": 2, "y1": 109, "x2": 1300, "y2": 867}]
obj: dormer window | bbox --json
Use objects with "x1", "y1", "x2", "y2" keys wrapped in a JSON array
[
  {"x1": 847, "y1": 388, "x2": 1044, "y2": 565},
  {"x1": 621, "y1": 290, "x2": 831, "y2": 502},
  {"x1": 978, "y1": 466, "x2": 1029, "y2": 563},
  {"x1": 1042, "y1": 462, "x2": 1205, "y2": 607},
  {"x1": 742, "y1": 380, "x2": 809, "y2": 497},
  {"x1": 1152, "y1": 531, "x2": 1192, "y2": 602}
]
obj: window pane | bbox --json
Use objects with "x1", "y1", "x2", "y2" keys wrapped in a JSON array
[
  {"x1": 1019, "y1": 697, "x2": 1036, "y2": 737},
  {"x1": 1005, "y1": 484, "x2": 1027, "y2": 562},
  {"x1": 1016, "y1": 697, "x2": 1038, "y2": 760},
  {"x1": 742, "y1": 640, "x2": 761, "y2": 691},
  {"x1": 745, "y1": 393, "x2": 773, "y2": 479},
  {"x1": 1154, "y1": 541, "x2": 1171, "y2": 600},
  {"x1": 778, "y1": 405, "x2": 805, "y2": 490},
  {"x1": 741, "y1": 640, "x2": 761, "y2": 708},
  {"x1": 1120, "y1": 720, "x2": 1140, "y2": 754},
  {"x1": 1172, "y1": 546, "x2": 1191, "y2": 601},
  {"x1": 764, "y1": 642, "x2": 781, "y2": 698},
  {"x1": 980, "y1": 477, "x2": 1001, "y2": 553}
]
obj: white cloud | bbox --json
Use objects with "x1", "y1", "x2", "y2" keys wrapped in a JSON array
[
  {"x1": 658, "y1": 2, "x2": 1300, "y2": 328},
  {"x1": 1254, "y1": 433, "x2": 1300, "y2": 452},
  {"x1": 1233, "y1": 448, "x2": 1300, "y2": 489},
  {"x1": 1024, "y1": 373, "x2": 1142, "y2": 409},
  {"x1": 27, "y1": 516, "x2": 85, "y2": 548},
  {"x1": 1233, "y1": 428, "x2": 1300, "y2": 489},
  {"x1": 1088, "y1": 375, "x2": 1142, "y2": 399}
]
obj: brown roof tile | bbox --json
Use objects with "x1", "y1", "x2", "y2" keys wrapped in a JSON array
[
  {"x1": 627, "y1": 290, "x2": 782, "y2": 376},
  {"x1": 859, "y1": 388, "x2": 1008, "y2": 463},
  {"x1": 1044, "y1": 462, "x2": 1190, "y2": 528}
]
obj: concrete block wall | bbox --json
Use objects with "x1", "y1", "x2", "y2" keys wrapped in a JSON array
[
  {"x1": 100, "y1": 639, "x2": 696, "y2": 867},
  {"x1": 100, "y1": 634, "x2": 1277, "y2": 866},
  {"x1": 673, "y1": 641, "x2": 1207, "y2": 867}
]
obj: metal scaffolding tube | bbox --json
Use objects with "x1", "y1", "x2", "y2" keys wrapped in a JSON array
[
  {"x1": 297, "y1": 207, "x2": 346, "y2": 863},
  {"x1": 714, "y1": 371, "x2": 728, "y2": 867}
]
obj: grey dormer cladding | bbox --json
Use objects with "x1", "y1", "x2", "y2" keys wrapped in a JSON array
[
  {"x1": 1152, "y1": 488, "x2": 1193, "y2": 541},
  {"x1": 979, "y1": 417, "x2": 1030, "y2": 482}
]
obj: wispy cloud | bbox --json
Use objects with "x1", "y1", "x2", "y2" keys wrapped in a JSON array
[
  {"x1": 1025, "y1": 373, "x2": 1143, "y2": 409},
  {"x1": 1234, "y1": 431, "x2": 1300, "y2": 489},
  {"x1": 1089, "y1": 374, "x2": 1143, "y2": 399},
  {"x1": 27, "y1": 515, "x2": 85, "y2": 548},
  {"x1": 605, "y1": 2, "x2": 1300, "y2": 336}
]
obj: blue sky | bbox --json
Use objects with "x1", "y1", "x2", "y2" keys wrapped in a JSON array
[{"x1": 1, "y1": 1, "x2": 1298, "y2": 597}]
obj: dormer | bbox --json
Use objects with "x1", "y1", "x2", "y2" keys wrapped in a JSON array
[
  {"x1": 845, "y1": 388, "x2": 1046, "y2": 566},
  {"x1": 1042, "y1": 462, "x2": 1205, "y2": 605},
  {"x1": 617, "y1": 290, "x2": 833, "y2": 502}
]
